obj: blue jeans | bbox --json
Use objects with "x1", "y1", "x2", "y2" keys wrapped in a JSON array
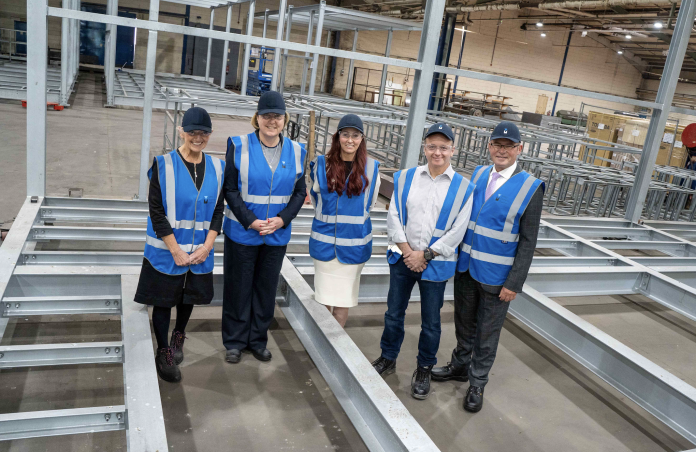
[{"x1": 379, "y1": 258, "x2": 448, "y2": 367}]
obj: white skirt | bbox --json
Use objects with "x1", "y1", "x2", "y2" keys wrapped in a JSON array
[{"x1": 313, "y1": 258, "x2": 365, "y2": 308}]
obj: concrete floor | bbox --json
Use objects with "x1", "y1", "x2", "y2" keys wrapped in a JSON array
[{"x1": 1, "y1": 71, "x2": 696, "y2": 451}]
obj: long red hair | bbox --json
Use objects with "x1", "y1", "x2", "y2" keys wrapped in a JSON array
[{"x1": 325, "y1": 131, "x2": 369, "y2": 198}]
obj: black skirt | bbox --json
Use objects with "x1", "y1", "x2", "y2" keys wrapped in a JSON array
[{"x1": 134, "y1": 258, "x2": 215, "y2": 308}]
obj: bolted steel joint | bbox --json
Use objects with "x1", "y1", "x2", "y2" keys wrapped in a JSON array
[{"x1": 105, "y1": 414, "x2": 111, "y2": 422}]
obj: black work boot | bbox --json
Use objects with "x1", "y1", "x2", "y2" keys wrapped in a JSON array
[
  {"x1": 251, "y1": 348, "x2": 272, "y2": 362},
  {"x1": 170, "y1": 330, "x2": 187, "y2": 365},
  {"x1": 371, "y1": 356, "x2": 396, "y2": 377},
  {"x1": 464, "y1": 385, "x2": 484, "y2": 412},
  {"x1": 155, "y1": 347, "x2": 181, "y2": 383},
  {"x1": 411, "y1": 365, "x2": 433, "y2": 400},
  {"x1": 431, "y1": 362, "x2": 468, "y2": 382}
]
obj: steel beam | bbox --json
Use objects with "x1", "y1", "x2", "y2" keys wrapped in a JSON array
[
  {"x1": 1, "y1": 295, "x2": 122, "y2": 316},
  {"x1": 624, "y1": 0, "x2": 696, "y2": 222},
  {"x1": 377, "y1": 28, "x2": 392, "y2": 105},
  {"x1": 105, "y1": 0, "x2": 118, "y2": 106},
  {"x1": 278, "y1": 259, "x2": 439, "y2": 451},
  {"x1": 0, "y1": 406, "x2": 126, "y2": 441},
  {"x1": 137, "y1": 0, "x2": 160, "y2": 200},
  {"x1": 60, "y1": 0, "x2": 70, "y2": 105},
  {"x1": 0, "y1": 342, "x2": 123, "y2": 368},
  {"x1": 319, "y1": 30, "x2": 330, "y2": 93},
  {"x1": 300, "y1": 11, "x2": 314, "y2": 95},
  {"x1": 399, "y1": 0, "x2": 445, "y2": 169},
  {"x1": 308, "y1": 1, "x2": 325, "y2": 96},
  {"x1": 240, "y1": 0, "x2": 255, "y2": 96},
  {"x1": 279, "y1": 5, "x2": 293, "y2": 94},
  {"x1": 513, "y1": 285, "x2": 696, "y2": 445},
  {"x1": 270, "y1": 0, "x2": 287, "y2": 91},
  {"x1": 121, "y1": 275, "x2": 169, "y2": 450},
  {"x1": 220, "y1": 4, "x2": 232, "y2": 89}
]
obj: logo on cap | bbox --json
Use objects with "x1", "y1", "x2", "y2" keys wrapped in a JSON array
[
  {"x1": 504, "y1": 128, "x2": 508, "y2": 134},
  {"x1": 439, "y1": 125, "x2": 442, "y2": 129}
]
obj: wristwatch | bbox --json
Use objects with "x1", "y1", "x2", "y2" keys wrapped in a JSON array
[{"x1": 423, "y1": 247, "x2": 435, "y2": 262}]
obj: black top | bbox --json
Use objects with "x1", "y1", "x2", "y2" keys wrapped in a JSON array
[
  {"x1": 343, "y1": 160, "x2": 353, "y2": 175},
  {"x1": 149, "y1": 150, "x2": 225, "y2": 238},
  {"x1": 223, "y1": 131, "x2": 307, "y2": 230}
]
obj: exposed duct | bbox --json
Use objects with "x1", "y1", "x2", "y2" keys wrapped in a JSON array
[{"x1": 449, "y1": 0, "x2": 681, "y2": 13}]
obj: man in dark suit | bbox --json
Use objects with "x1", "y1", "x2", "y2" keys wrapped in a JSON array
[{"x1": 431, "y1": 121, "x2": 544, "y2": 413}]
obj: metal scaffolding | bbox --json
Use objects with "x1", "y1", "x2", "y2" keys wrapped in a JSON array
[{"x1": 11, "y1": 0, "x2": 696, "y2": 450}]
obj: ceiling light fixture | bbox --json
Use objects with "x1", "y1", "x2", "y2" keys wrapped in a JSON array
[
  {"x1": 618, "y1": 50, "x2": 623, "y2": 54},
  {"x1": 654, "y1": 21, "x2": 663, "y2": 28},
  {"x1": 581, "y1": 31, "x2": 587, "y2": 37},
  {"x1": 541, "y1": 32, "x2": 547, "y2": 37},
  {"x1": 536, "y1": 21, "x2": 543, "y2": 27},
  {"x1": 625, "y1": 34, "x2": 631, "y2": 39}
]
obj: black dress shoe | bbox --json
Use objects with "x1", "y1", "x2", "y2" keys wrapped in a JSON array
[
  {"x1": 464, "y1": 385, "x2": 484, "y2": 412},
  {"x1": 225, "y1": 349, "x2": 242, "y2": 364},
  {"x1": 252, "y1": 348, "x2": 272, "y2": 362},
  {"x1": 371, "y1": 356, "x2": 396, "y2": 376},
  {"x1": 155, "y1": 347, "x2": 181, "y2": 383},
  {"x1": 411, "y1": 365, "x2": 433, "y2": 400},
  {"x1": 431, "y1": 362, "x2": 468, "y2": 382}
]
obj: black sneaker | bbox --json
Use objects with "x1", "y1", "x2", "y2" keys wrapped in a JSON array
[
  {"x1": 155, "y1": 347, "x2": 181, "y2": 383},
  {"x1": 371, "y1": 356, "x2": 396, "y2": 377},
  {"x1": 411, "y1": 365, "x2": 433, "y2": 400},
  {"x1": 170, "y1": 330, "x2": 187, "y2": 365},
  {"x1": 431, "y1": 362, "x2": 468, "y2": 382},
  {"x1": 251, "y1": 348, "x2": 272, "y2": 362},
  {"x1": 464, "y1": 385, "x2": 484, "y2": 412}
]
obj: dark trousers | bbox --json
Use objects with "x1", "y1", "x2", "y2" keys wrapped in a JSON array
[
  {"x1": 451, "y1": 270, "x2": 510, "y2": 388},
  {"x1": 379, "y1": 258, "x2": 447, "y2": 367},
  {"x1": 222, "y1": 237, "x2": 286, "y2": 351}
]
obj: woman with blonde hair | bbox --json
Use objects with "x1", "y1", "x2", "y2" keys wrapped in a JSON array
[
  {"x1": 309, "y1": 114, "x2": 380, "y2": 326},
  {"x1": 221, "y1": 91, "x2": 306, "y2": 363}
]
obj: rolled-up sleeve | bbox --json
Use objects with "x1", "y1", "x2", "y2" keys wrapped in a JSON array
[
  {"x1": 387, "y1": 193, "x2": 407, "y2": 245},
  {"x1": 429, "y1": 195, "x2": 473, "y2": 258}
]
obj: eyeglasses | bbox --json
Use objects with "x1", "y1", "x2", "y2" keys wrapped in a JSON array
[
  {"x1": 339, "y1": 131, "x2": 363, "y2": 141},
  {"x1": 186, "y1": 131, "x2": 211, "y2": 137},
  {"x1": 259, "y1": 113, "x2": 284, "y2": 121},
  {"x1": 489, "y1": 143, "x2": 519, "y2": 151},
  {"x1": 424, "y1": 144, "x2": 453, "y2": 153}
]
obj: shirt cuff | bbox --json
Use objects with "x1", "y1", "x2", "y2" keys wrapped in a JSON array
[
  {"x1": 429, "y1": 240, "x2": 455, "y2": 258},
  {"x1": 388, "y1": 229, "x2": 407, "y2": 245}
]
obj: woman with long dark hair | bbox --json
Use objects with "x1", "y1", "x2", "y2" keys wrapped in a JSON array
[{"x1": 309, "y1": 114, "x2": 380, "y2": 326}]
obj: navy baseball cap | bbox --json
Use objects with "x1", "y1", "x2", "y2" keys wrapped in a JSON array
[
  {"x1": 337, "y1": 114, "x2": 364, "y2": 134},
  {"x1": 257, "y1": 91, "x2": 286, "y2": 115},
  {"x1": 182, "y1": 107, "x2": 212, "y2": 133},
  {"x1": 424, "y1": 122, "x2": 455, "y2": 142},
  {"x1": 491, "y1": 121, "x2": 521, "y2": 143}
]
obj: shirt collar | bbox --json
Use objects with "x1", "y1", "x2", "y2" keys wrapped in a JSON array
[
  {"x1": 419, "y1": 164, "x2": 454, "y2": 180},
  {"x1": 491, "y1": 161, "x2": 517, "y2": 180}
]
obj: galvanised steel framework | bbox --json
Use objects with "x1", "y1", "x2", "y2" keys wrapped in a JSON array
[{"x1": 11, "y1": 0, "x2": 696, "y2": 449}]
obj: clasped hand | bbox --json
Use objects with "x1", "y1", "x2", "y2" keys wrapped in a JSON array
[
  {"x1": 403, "y1": 250, "x2": 427, "y2": 273},
  {"x1": 250, "y1": 217, "x2": 284, "y2": 235},
  {"x1": 172, "y1": 246, "x2": 209, "y2": 267}
]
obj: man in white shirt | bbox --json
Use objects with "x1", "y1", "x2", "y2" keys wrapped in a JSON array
[
  {"x1": 372, "y1": 123, "x2": 474, "y2": 400},
  {"x1": 432, "y1": 121, "x2": 544, "y2": 413}
]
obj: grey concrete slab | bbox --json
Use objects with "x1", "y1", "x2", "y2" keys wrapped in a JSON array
[{"x1": 343, "y1": 301, "x2": 695, "y2": 452}]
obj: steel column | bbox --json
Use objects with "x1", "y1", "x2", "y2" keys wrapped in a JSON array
[
  {"x1": 319, "y1": 29, "x2": 330, "y2": 93},
  {"x1": 344, "y1": 30, "x2": 358, "y2": 100},
  {"x1": 204, "y1": 8, "x2": 214, "y2": 82},
  {"x1": 27, "y1": 0, "x2": 48, "y2": 197},
  {"x1": 137, "y1": 0, "x2": 160, "y2": 200},
  {"x1": 551, "y1": 30, "x2": 572, "y2": 116},
  {"x1": 399, "y1": 0, "x2": 446, "y2": 169},
  {"x1": 300, "y1": 11, "x2": 314, "y2": 95},
  {"x1": 308, "y1": 1, "x2": 325, "y2": 96},
  {"x1": 60, "y1": 0, "x2": 70, "y2": 105},
  {"x1": 270, "y1": 0, "x2": 287, "y2": 91},
  {"x1": 625, "y1": 0, "x2": 696, "y2": 222},
  {"x1": 240, "y1": 0, "x2": 256, "y2": 96},
  {"x1": 263, "y1": 8, "x2": 269, "y2": 37},
  {"x1": 279, "y1": 5, "x2": 293, "y2": 94},
  {"x1": 377, "y1": 28, "x2": 393, "y2": 105},
  {"x1": 220, "y1": 4, "x2": 232, "y2": 89},
  {"x1": 105, "y1": 0, "x2": 118, "y2": 106}
]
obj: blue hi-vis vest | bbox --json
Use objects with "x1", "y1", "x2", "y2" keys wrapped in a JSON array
[
  {"x1": 387, "y1": 167, "x2": 474, "y2": 282},
  {"x1": 308, "y1": 155, "x2": 380, "y2": 264},
  {"x1": 457, "y1": 165, "x2": 544, "y2": 286},
  {"x1": 223, "y1": 132, "x2": 306, "y2": 246},
  {"x1": 144, "y1": 151, "x2": 224, "y2": 275}
]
